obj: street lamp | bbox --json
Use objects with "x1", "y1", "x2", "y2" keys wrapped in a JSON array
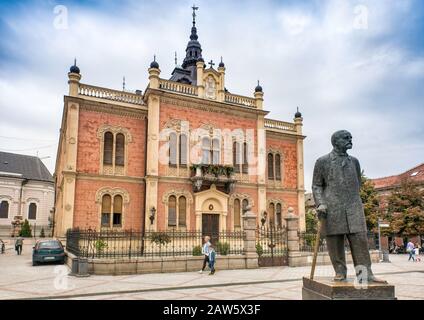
[
  {"x1": 149, "y1": 206, "x2": 156, "y2": 225},
  {"x1": 261, "y1": 211, "x2": 267, "y2": 226}
]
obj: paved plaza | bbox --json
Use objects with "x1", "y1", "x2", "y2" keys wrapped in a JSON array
[{"x1": 0, "y1": 238, "x2": 423, "y2": 300}]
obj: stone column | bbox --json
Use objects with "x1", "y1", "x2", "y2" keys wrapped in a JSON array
[
  {"x1": 68, "y1": 72, "x2": 81, "y2": 97},
  {"x1": 196, "y1": 60, "x2": 205, "y2": 98},
  {"x1": 242, "y1": 206, "x2": 258, "y2": 269},
  {"x1": 294, "y1": 115, "x2": 306, "y2": 232},
  {"x1": 284, "y1": 207, "x2": 300, "y2": 266}
]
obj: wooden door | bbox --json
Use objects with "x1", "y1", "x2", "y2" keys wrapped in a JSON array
[{"x1": 202, "y1": 214, "x2": 219, "y2": 245}]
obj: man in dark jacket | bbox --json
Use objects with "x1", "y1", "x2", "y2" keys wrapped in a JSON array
[{"x1": 312, "y1": 130, "x2": 386, "y2": 283}]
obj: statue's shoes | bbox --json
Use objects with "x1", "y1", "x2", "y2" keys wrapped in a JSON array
[
  {"x1": 333, "y1": 274, "x2": 347, "y2": 281},
  {"x1": 367, "y1": 275, "x2": 388, "y2": 284}
]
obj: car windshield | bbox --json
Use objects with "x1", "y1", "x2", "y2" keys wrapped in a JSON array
[{"x1": 38, "y1": 241, "x2": 62, "y2": 249}]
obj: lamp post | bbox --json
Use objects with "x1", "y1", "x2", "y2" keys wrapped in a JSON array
[
  {"x1": 378, "y1": 218, "x2": 382, "y2": 261},
  {"x1": 149, "y1": 206, "x2": 156, "y2": 227}
]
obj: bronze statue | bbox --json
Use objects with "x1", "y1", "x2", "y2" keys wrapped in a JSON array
[{"x1": 312, "y1": 130, "x2": 386, "y2": 283}]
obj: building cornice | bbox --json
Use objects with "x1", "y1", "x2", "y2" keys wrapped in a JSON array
[
  {"x1": 65, "y1": 95, "x2": 148, "y2": 120},
  {"x1": 266, "y1": 130, "x2": 306, "y2": 140},
  {"x1": 75, "y1": 173, "x2": 145, "y2": 184},
  {"x1": 144, "y1": 88, "x2": 269, "y2": 119}
]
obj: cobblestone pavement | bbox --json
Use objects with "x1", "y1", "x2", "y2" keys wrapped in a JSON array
[{"x1": 0, "y1": 238, "x2": 423, "y2": 300}]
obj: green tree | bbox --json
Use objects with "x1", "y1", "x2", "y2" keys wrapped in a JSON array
[
  {"x1": 19, "y1": 219, "x2": 32, "y2": 237},
  {"x1": 39, "y1": 227, "x2": 45, "y2": 238},
  {"x1": 305, "y1": 209, "x2": 318, "y2": 234},
  {"x1": 387, "y1": 178, "x2": 424, "y2": 236},
  {"x1": 360, "y1": 173, "x2": 381, "y2": 232}
]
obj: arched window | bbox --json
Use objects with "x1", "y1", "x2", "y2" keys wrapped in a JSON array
[
  {"x1": 113, "y1": 195, "x2": 123, "y2": 227},
  {"x1": 0, "y1": 201, "x2": 9, "y2": 219},
  {"x1": 103, "y1": 132, "x2": 114, "y2": 165},
  {"x1": 233, "y1": 142, "x2": 241, "y2": 173},
  {"x1": 178, "y1": 196, "x2": 186, "y2": 227},
  {"x1": 276, "y1": 203, "x2": 282, "y2": 228},
  {"x1": 234, "y1": 199, "x2": 241, "y2": 228},
  {"x1": 202, "y1": 137, "x2": 210, "y2": 164},
  {"x1": 169, "y1": 132, "x2": 177, "y2": 166},
  {"x1": 275, "y1": 154, "x2": 281, "y2": 180},
  {"x1": 242, "y1": 142, "x2": 248, "y2": 173},
  {"x1": 212, "y1": 138, "x2": 220, "y2": 164},
  {"x1": 179, "y1": 134, "x2": 187, "y2": 166},
  {"x1": 115, "y1": 133, "x2": 125, "y2": 166},
  {"x1": 28, "y1": 203, "x2": 37, "y2": 220},
  {"x1": 101, "y1": 194, "x2": 111, "y2": 227},
  {"x1": 267, "y1": 153, "x2": 274, "y2": 179},
  {"x1": 168, "y1": 195, "x2": 177, "y2": 227},
  {"x1": 269, "y1": 203, "x2": 275, "y2": 226}
]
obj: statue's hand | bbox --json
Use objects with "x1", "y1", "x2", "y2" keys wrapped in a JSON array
[{"x1": 316, "y1": 204, "x2": 327, "y2": 220}]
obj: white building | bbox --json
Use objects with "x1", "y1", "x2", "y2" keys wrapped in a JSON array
[{"x1": 0, "y1": 152, "x2": 54, "y2": 237}]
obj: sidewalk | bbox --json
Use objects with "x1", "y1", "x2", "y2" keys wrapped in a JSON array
[{"x1": 0, "y1": 241, "x2": 423, "y2": 300}]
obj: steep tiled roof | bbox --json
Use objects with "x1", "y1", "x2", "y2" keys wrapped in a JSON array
[
  {"x1": 0, "y1": 151, "x2": 53, "y2": 182},
  {"x1": 371, "y1": 163, "x2": 424, "y2": 190}
]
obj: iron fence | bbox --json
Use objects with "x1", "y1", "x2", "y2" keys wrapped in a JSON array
[
  {"x1": 66, "y1": 228, "x2": 245, "y2": 259},
  {"x1": 298, "y1": 231, "x2": 379, "y2": 252},
  {"x1": 256, "y1": 223, "x2": 288, "y2": 266}
]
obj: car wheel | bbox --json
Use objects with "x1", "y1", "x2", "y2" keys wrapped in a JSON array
[{"x1": 32, "y1": 261, "x2": 38, "y2": 266}]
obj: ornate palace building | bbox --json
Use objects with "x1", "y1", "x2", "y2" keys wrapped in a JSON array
[{"x1": 54, "y1": 9, "x2": 306, "y2": 237}]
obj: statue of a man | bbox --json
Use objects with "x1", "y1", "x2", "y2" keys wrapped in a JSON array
[{"x1": 312, "y1": 130, "x2": 386, "y2": 283}]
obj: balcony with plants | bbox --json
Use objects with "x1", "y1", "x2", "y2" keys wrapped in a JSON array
[{"x1": 190, "y1": 164, "x2": 237, "y2": 193}]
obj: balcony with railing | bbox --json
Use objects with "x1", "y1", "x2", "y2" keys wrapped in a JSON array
[
  {"x1": 224, "y1": 93, "x2": 256, "y2": 108},
  {"x1": 264, "y1": 119, "x2": 297, "y2": 133},
  {"x1": 158, "y1": 79, "x2": 198, "y2": 96},
  {"x1": 78, "y1": 83, "x2": 145, "y2": 105},
  {"x1": 190, "y1": 164, "x2": 237, "y2": 193}
]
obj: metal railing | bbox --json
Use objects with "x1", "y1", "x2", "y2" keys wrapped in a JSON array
[
  {"x1": 256, "y1": 223, "x2": 288, "y2": 266},
  {"x1": 298, "y1": 231, "x2": 379, "y2": 252},
  {"x1": 66, "y1": 228, "x2": 245, "y2": 259}
]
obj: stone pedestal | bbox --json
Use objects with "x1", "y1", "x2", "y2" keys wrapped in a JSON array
[
  {"x1": 302, "y1": 277, "x2": 396, "y2": 300},
  {"x1": 242, "y1": 206, "x2": 259, "y2": 269}
]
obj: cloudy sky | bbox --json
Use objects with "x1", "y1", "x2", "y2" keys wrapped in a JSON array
[{"x1": 0, "y1": 0, "x2": 423, "y2": 191}]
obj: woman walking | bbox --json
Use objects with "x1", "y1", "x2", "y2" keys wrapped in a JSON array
[{"x1": 199, "y1": 236, "x2": 211, "y2": 274}]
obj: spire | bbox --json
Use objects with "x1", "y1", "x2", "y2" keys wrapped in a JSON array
[{"x1": 182, "y1": 5, "x2": 202, "y2": 69}]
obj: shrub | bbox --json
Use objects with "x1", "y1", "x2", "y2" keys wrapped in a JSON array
[
  {"x1": 39, "y1": 227, "x2": 45, "y2": 238},
  {"x1": 150, "y1": 232, "x2": 172, "y2": 246},
  {"x1": 192, "y1": 245, "x2": 202, "y2": 256},
  {"x1": 256, "y1": 243, "x2": 263, "y2": 256},
  {"x1": 19, "y1": 219, "x2": 32, "y2": 237},
  {"x1": 217, "y1": 241, "x2": 230, "y2": 255},
  {"x1": 95, "y1": 239, "x2": 108, "y2": 253}
]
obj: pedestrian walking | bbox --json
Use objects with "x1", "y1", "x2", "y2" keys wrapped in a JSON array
[
  {"x1": 415, "y1": 244, "x2": 421, "y2": 262},
  {"x1": 208, "y1": 244, "x2": 216, "y2": 275},
  {"x1": 15, "y1": 236, "x2": 23, "y2": 255},
  {"x1": 0, "y1": 239, "x2": 5, "y2": 254},
  {"x1": 199, "y1": 236, "x2": 211, "y2": 274},
  {"x1": 407, "y1": 241, "x2": 415, "y2": 261}
]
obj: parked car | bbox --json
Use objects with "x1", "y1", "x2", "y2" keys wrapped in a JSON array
[{"x1": 32, "y1": 239, "x2": 65, "y2": 266}]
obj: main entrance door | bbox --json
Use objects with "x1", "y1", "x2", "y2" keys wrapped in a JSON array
[{"x1": 202, "y1": 214, "x2": 219, "y2": 245}]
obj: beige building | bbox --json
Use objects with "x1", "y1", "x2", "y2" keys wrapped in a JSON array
[{"x1": 0, "y1": 152, "x2": 54, "y2": 237}]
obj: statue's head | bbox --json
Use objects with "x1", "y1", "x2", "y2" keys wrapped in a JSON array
[{"x1": 331, "y1": 130, "x2": 353, "y2": 152}]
